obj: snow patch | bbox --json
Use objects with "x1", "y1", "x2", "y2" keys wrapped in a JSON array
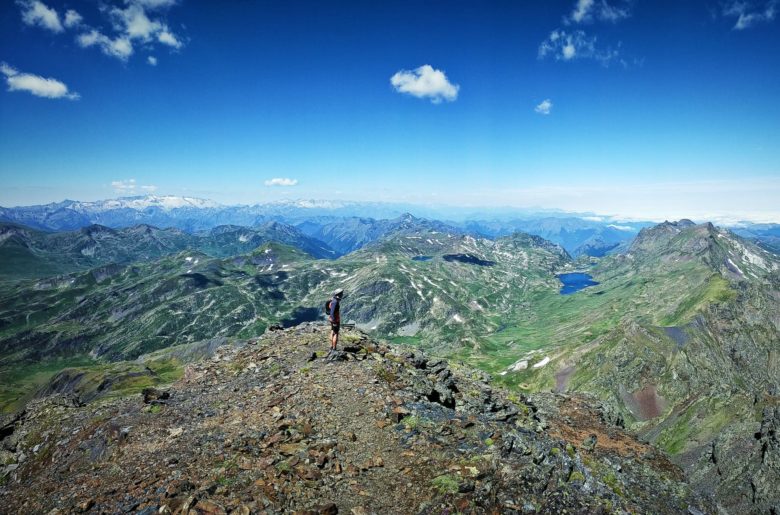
[
  {"x1": 409, "y1": 279, "x2": 425, "y2": 300},
  {"x1": 532, "y1": 357, "x2": 551, "y2": 369},
  {"x1": 732, "y1": 240, "x2": 771, "y2": 271},
  {"x1": 452, "y1": 314, "x2": 464, "y2": 323},
  {"x1": 510, "y1": 360, "x2": 528, "y2": 372},
  {"x1": 726, "y1": 258, "x2": 744, "y2": 276}
]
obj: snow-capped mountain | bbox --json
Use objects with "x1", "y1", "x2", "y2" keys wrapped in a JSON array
[
  {"x1": 74, "y1": 196, "x2": 222, "y2": 211},
  {"x1": 0, "y1": 196, "x2": 417, "y2": 232}
]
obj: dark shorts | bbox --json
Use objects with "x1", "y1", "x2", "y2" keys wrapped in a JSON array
[{"x1": 331, "y1": 323, "x2": 340, "y2": 334}]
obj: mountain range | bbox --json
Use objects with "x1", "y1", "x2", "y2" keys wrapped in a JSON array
[
  {"x1": 9, "y1": 195, "x2": 778, "y2": 257},
  {"x1": 0, "y1": 220, "x2": 336, "y2": 281},
  {"x1": 0, "y1": 199, "x2": 779, "y2": 512}
]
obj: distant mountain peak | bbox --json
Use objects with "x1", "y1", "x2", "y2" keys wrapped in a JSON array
[
  {"x1": 108, "y1": 195, "x2": 221, "y2": 210},
  {"x1": 626, "y1": 220, "x2": 779, "y2": 280}
]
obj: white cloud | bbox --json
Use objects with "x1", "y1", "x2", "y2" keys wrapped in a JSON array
[
  {"x1": 723, "y1": 1, "x2": 777, "y2": 29},
  {"x1": 598, "y1": 1, "x2": 632, "y2": 22},
  {"x1": 112, "y1": 179, "x2": 136, "y2": 193},
  {"x1": 111, "y1": 4, "x2": 161, "y2": 41},
  {"x1": 63, "y1": 9, "x2": 82, "y2": 29},
  {"x1": 158, "y1": 28, "x2": 183, "y2": 48},
  {"x1": 109, "y1": 3, "x2": 183, "y2": 47},
  {"x1": 77, "y1": 30, "x2": 134, "y2": 60},
  {"x1": 390, "y1": 65, "x2": 459, "y2": 103},
  {"x1": 76, "y1": 1, "x2": 183, "y2": 61},
  {"x1": 607, "y1": 224, "x2": 636, "y2": 231},
  {"x1": 140, "y1": 184, "x2": 158, "y2": 192},
  {"x1": 535, "y1": 99, "x2": 553, "y2": 115},
  {"x1": 134, "y1": 0, "x2": 178, "y2": 9},
  {"x1": 538, "y1": 29, "x2": 619, "y2": 65},
  {"x1": 264, "y1": 178, "x2": 299, "y2": 187},
  {"x1": 567, "y1": 0, "x2": 631, "y2": 24},
  {"x1": 1, "y1": 62, "x2": 79, "y2": 100},
  {"x1": 18, "y1": 0, "x2": 63, "y2": 33},
  {"x1": 571, "y1": 0, "x2": 595, "y2": 22},
  {"x1": 147, "y1": 56, "x2": 158, "y2": 66}
]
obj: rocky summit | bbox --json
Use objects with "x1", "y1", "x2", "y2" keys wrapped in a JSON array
[{"x1": 1, "y1": 324, "x2": 709, "y2": 514}]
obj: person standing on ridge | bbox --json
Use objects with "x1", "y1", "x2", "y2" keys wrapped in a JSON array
[{"x1": 328, "y1": 288, "x2": 343, "y2": 354}]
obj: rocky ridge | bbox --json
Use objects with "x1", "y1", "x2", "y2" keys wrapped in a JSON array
[{"x1": 0, "y1": 324, "x2": 708, "y2": 514}]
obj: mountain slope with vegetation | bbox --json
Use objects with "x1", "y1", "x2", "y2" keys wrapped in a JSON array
[
  {"x1": 0, "y1": 221, "x2": 336, "y2": 282},
  {"x1": 0, "y1": 227, "x2": 571, "y2": 410},
  {"x1": 499, "y1": 220, "x2": 780, "y2": 513},
  {"x1": 295, "y1": 214, "x2": 464, "y2": 255}
]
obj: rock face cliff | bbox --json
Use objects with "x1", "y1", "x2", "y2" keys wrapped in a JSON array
[{"x1": 0, "y1": 324, "x2": 707, "y2": 514}]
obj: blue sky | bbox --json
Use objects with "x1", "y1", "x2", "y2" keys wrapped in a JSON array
[{"x1": 1, "y1": 0, "x2": 779, "y2": 221}]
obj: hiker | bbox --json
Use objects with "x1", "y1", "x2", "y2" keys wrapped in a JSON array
[{"x1": 328, "y1": 288, "x2": 343, "y2": 352}]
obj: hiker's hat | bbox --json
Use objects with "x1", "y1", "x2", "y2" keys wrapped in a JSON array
[{"x1": 333, "y1": 288, "x2": 344, "y2": 296}]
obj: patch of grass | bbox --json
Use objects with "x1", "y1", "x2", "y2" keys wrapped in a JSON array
[
  {"x1": 0, "y1": 355, "x2": 95, "y2": 413},
  {"x1": 656, "y1": 397, "x2": 737, "y2": 455},
  {"x1": 373, "y1": 364, "x2": 397, "y2": 384},
  {"x1": 431, "y1": 474, "x2": 460, "y2": 495},
  {"x1": 216, "y1": 475, "x2": 235, "y2": 486},
  {"x1": 389, "y1": 335, "x2": 422, "y2": 346},
  {"x1": 401, "y1": 415, "x2": 430, "y2": 430},
  {"x1": 660, "y1": 275, "x2": 736, "y2": 326},
  {"x1": 341, "y1": 333, "x2": 363, "y2": 344},
  {"x1": 145, "y1": 404, "x2": 162, "y2": 414},
  {"x1": 603, "y1": 471, "x2": 623, "y2": 497}
]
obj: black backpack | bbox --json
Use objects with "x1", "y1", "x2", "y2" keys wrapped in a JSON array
[{"x1": 324, "y1": 299, "x2": 332, "y2": 315}]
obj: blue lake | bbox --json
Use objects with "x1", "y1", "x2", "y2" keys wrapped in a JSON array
[
  {"x1": 558, "y1": 273, "x2": 599, "y2": 295},
  {"x1": 411, "y1": 256, "x2": 433, "y2": 261}
]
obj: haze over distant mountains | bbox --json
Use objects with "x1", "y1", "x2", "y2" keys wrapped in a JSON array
[{"x1": 3, "y1": 195, "x2": 779, "y2": 257}]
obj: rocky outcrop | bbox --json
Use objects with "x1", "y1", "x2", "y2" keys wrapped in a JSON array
[
  {"x1": 683, "y1": 400, "x2": 780, "y2": 514},
  {"x1": 0, "y1": 324, "x2": 708, "y2": 514}
]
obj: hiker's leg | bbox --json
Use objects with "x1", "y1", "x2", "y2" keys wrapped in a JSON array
[{"x1": 333, "y1": 329, "x2": 339, "y2": 350}]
